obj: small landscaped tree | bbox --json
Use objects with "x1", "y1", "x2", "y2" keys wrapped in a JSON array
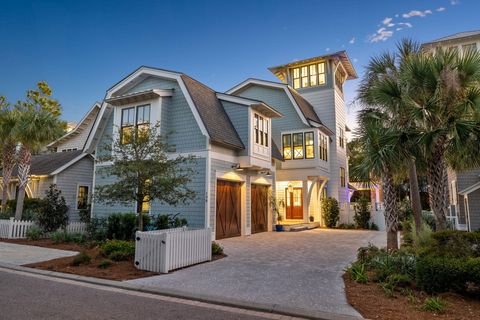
[
  {"x1": 321, "y1": 197, "x2": 340, "y2": 228},
  {"x1": 95, "y1": 123, "x2": 197, "y2": 230},
  {"x1": 36, "y1": 184, "x2": 69, "y2": 233},
  {"x1": 0, "y1": 96, "x2": 17, "y2": 213}
]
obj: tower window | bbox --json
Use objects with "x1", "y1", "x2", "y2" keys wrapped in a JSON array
[
  {"x1": 305, "y1": 132, "x2": 314, "y2": 159},
  {"x1": 282, "y1": 134, "x2": 292, "y2": 160},
  {"x1": 254, "y1": 113, "x2": 268, "y2": 147},
  {"x1": 292, "y1": 62, "x2": 326, "y2": 89},
  {"x1": 293, "y1": 133, "x2": 304, "y2": 159}
]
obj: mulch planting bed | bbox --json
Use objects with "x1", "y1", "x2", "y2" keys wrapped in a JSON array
[
  {"x1": 344, "y1": 274, "x2": 480, "y2": 320},
  {"x1": 1, "y1": 239, "x2": 225, "y2": 281}
]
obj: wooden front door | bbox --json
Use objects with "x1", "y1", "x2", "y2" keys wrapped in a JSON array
[
  {"x1": 285, "y1": 187, "x2": 303, "y2": 219},
  {"x1": 216, "y1": 180, "x2": 242, "y2": 239},
  {"x1": 251, "y1": 184, "x2": 269, "y2": 233}
]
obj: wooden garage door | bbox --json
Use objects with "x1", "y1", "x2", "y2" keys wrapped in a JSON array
[
  {"x1": 251, "y1": 184, "x2": 269, "y2": 234},
  {"x1": 216, "y1": 180, "x2": 241, "y2": 239}
]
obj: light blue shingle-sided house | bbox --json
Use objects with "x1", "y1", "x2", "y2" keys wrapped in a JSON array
[
  {"x1": 87, "y1": 51, "x2": 357, "y2": 240},
  {"x1": 86, "y1": 67, "x2": 283, "y2": 239}
]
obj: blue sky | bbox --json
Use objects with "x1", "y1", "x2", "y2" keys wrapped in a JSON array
[{"x1": 0, "y1": 0, "x2": 478, "y2": 129}]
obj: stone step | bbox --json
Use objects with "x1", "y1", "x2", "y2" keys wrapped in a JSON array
[{"x1": 283, "y1": 222, "x2": 320, "y2": 232}]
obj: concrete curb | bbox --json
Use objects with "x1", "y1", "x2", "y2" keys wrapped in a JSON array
[{"x1": 0, "y1": 262, "x2": 362, "y2": 320}]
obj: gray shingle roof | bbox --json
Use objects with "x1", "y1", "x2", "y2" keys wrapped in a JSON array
[
  {"x1": 271, "y1": 139, "x2": 284, "y2": 161},
  {"x1": 181, "y1": 75, "x2": 245, "y2": 149},
  {"x1": 8, "y1": 150, "x2": 85, "y2": 176},
  {"x1": 423, "y1": 30, "x2": 480, "y2": 45},
  {"x1": 287, "y1": 87, "x2": 322, "y2": 124}
]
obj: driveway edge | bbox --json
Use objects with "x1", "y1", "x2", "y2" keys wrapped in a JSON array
[{"x1": 0, "y1": 262, "x2": 362, "y2": 320}]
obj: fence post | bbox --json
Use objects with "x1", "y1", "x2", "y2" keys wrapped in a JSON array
[{"x1": 8, "y1": 217, "x2": 14, "y2": 239}]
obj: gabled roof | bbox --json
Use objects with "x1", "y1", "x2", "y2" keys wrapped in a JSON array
[
  {"x1": 226, "y1": 78, "x2": 334, "y2": 135},
  {"x1": 268, "y1": 51, "x2": 357, "y2": 82},
  {"x1": 216, "y1": 93, "x2": 283, "y2": 118},
  {"x1": 6, "y1": 150, "x2": 90, "y2": 177},
  {"x1": 422, "y1": 30, "x2": 480, "y2": 47},
  {"x1": 458, "y1": 181, "x2": 480, "y2": 196},
  {"x1": 47, "y1": 102, "x2": 101, "y2": 150}
]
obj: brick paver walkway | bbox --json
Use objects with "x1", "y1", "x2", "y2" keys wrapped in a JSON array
[{"x1": 129, "y1": 229, "x2": 386, "y2": 317}]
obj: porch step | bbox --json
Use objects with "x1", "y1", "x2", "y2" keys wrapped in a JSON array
[{"x1": 283, "y1": 222, "x2": 320, "y2": 232}]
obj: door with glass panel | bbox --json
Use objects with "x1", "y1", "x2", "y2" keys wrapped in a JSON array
[{"x1": 285, "y1": 187, "x2": 303, "y2": 219}]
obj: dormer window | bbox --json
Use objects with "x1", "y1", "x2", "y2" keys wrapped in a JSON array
[
  {"x1": 254, "y1": 113, "x2": 268, "y2": 147},
  {"x1": 121, "y1": 104, "x2": 151, "y2": 144},
  {"x1": 292, "y1": 62, "x2": 326, "y2": 89}
]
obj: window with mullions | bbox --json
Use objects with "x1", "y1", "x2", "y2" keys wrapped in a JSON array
[
  {"x1": 340, "y1": 167, "x2": 346, "y2": 188},
  {"x1": 254, "y1": 113, "x2": 268, "y2": 147},
  {"x1": 293, "y1": 133, "x2": 304, "y2": 159},
  {"x1": 319, "y1": 135, "x2": 328, "y2": 161},
  {"x1": 292, "y1": 62, "x2": 326, "y2": 89},
  {"x1": 305, "y1": 132, "x2": 314, "y2": 159},
  {"x1": 283, "y1": 134, "x2": 292, "y2": 160},
  {"x1": 121, "y1": 105, "x2": 151, "y2": 144},
  {"x1": 77, "y1": 186, "x2": 89, "y2": 210}
]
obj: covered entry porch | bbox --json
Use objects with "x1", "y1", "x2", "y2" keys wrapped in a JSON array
[{"x1": 275, "y1": 171, "x2": 328, "y2": 225}]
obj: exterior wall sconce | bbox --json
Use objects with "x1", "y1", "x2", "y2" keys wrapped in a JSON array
[
  {"x1": 231, "y1": 163, "x2": 244, "y2": 171},
  {"x1": 288, "y1": 183, "x2": 293, "y2": 194}
]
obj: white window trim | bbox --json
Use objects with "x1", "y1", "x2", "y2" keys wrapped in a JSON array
[{"x1": 75, "y1": 183, "x2": 91, "y2": 211}]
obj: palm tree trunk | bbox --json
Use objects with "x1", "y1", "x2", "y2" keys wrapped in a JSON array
[
  {"x1": 426, "y1": 143, "x2": 448, "y2": 231},
  {"x1": 15, "y1": 146, "x2": 31, "y2": 220},
  {"x1": 382, "y1": 169, "x2": 399, "y2": 250},
  {"x1": 2, "y1": 140, "x2": 16, "y2": 213},
  {"x1": 407, "y1": 157, "x2": 423, "y2": 234}
]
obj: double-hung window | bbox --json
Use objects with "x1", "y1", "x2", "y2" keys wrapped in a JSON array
[
  {"x1": 283, "y1": 134, "x2": 292, "y2": 160},
  {"x1": 339, "y1": 127, "x2": 345, "y2": 148},
  {"x1": 293, "y1": 133, "x2": 304, "y2": 159},
  {"x1": 121, "y1": 104, "x2": 151, "y2": 144},
  {"x1": 340, "y1": 167, "x2": 346, "y2": 188},
  {"x1": 305, "y1": 132, "x2": 314, "y2": 159},
  {"x1": 77, "y1": 186, "x2": 89, "y2": 210},
  {"x1": 254, "y1": 114, "x2": 268, "y2": 147},
  {"x1": 319, "y1": 134, "x2": 328, "y2": 161}
]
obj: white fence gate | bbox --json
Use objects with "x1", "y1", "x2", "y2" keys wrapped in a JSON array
[
  {"x1": 135, "y1": 228, "x2": 212, "y2": 274},
  {"x1": 0, "y1": 218, "x2": 87, "y2": 239}
]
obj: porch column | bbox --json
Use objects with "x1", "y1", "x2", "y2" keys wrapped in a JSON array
[{"x1": 303, "y1": 180, "x2": 309, "y2": 222}]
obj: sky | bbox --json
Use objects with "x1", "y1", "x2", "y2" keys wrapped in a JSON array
[{"x1": 0, "y1": 0, "x2": 479, "y2": 132}]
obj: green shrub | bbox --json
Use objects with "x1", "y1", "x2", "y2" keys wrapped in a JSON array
[
  {"x1": 425, "y1": 230, "x2": 480, "y2": 258},
  {"x1": 78, "y1": 206, "x2": 91, "y2": 224},
  {"x1": 154, "y1": 213, "x2": 188, "y2": 230},
  {"x1": 357, "y1": 244, "x2": 385, "y2": 265},
  {"x1": 385, "y1": 273, "x2": 412, "y2": 288},
  {"x1": 212, "y1": 241, "x2": 224, "y2": 255},
  {"x1": 51, "y1": 230, "x2": 72, "y2": 243},
  {"x1": 379, "y1": 281, "x2": 396, "y2": 298},
  {"x1": 416, "y1": 255, "x2": 480, "y2": 294},
  {"x1": 106, "y1": 213, "x2": 137, "y2": 240},
  {"x1": 422, "y1": 297, "x2": 447, "y2": 313},
  {"x1": 369, "y1": 222, "x2": 379, "y2": 230},
  {"x1": 100, "y1": 240, "x2": 135, "y2": 261},
  {"x1": 347, "y1": 262, "x2": 368, "y2": 284},
  {"x1": 97, "y1": 259, "x2": 112, "y2": 269},
  {"x1": 338, "y1": 223, "x2": 356, "y2": 229},
  {"x1": 6, "y1": 198, "x2": 45, "y2": 219},
  {"x1": 35, "y1": 185, "x2": 69, "y2": 233},
  {"x1": 368, "y1": 250, "x2": 416, "y2": 282},
  {"x1": 422, "y1": 211, "x2": 436, "y2": 231},
  {"x1": 86, "y1": 217, "x2": 107, "y2": 241},
  {"x1": 321, "y1": 197, "x2": 340, "y2": 228},
  {"x1": 26, "y1": 226, "x2": 43, "y2": 240},
  {"x1": 71, "y1": 252, "x2": 91, "y2": 266},
  {"x1": 353, "y1": 197, "x2": 370, "y2": 229}
]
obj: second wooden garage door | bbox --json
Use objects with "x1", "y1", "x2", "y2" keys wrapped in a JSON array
[
  {"x1": 251, "y1": 184, "x2": 269, "y2": 234},
  {"x1": 216, "y1": 180, "x2": 241, "y2": 239}
]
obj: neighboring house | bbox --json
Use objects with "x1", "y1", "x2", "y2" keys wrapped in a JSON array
[
  {"x1": 422, "y1": 30, "x2": 480, "y2": 231},
  {"x1": 87, "y1": 67, "x2": 282, "y2": 239},
  {"x1": 227, "y1": 51, "x2": 357, "y2": 224},
  {"x1": 0, "y1": 103, "x2": 99, "y2": 220}
]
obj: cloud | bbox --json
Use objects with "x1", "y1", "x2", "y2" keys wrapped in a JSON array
[
  {"x1": 369, "y1": 29, "x2": 394, "y2": 43},
  {"x1": 450, "y1": 0, "x2": 459, "y2": 5},
  {"x1": 402, "y1": 9, "x2": 432, "y2": 18},
  {"x1": 382, "y1": 17, "x2": 393, "y2": 25},
  {"x1": 397, "y1": 22, "x2": 413, "y2": 28},
  {"x1": 349, "y1": 37, "x2": 355, "y2": 44},
  {"x1": 436, "y1": 7, "x2": 446, "y2": 12},
  {"x1": 353, "y1": 58, "x2": 358, "y2": 63},
  {"x1": 325, "y1": 48, "x2": 330, "y2": 52},
  {"x1": 396, "y1": 27, "x2": 403, "y2": 31},
  {"x1": 395, "y1": 14, "x2": 399, "y2": 18}
]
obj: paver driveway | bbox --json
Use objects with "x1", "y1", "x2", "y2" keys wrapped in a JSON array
[
  {"x1": 129, "y1": 229, "x2": 386, "y2": 318},
  {"x1": 0, "y1": 242, "x2": 77, "y2": 265}
]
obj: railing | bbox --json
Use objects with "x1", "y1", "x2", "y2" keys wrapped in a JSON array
[
  {"x1": 0, "y1": 218, "x2": 87, "y2": 239},
  {"x1": 135, "y1": 228, "x2": 212, "y2": 274}
]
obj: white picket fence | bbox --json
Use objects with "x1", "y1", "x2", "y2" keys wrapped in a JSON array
[
  {"x1": 0, "y1": 218, "x2": 87, "y2": 239},
  {"x1": 135, "y1": 228, "x2": 212, "y2": 274}
]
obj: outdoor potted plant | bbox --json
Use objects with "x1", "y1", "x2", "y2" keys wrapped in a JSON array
[
  {"x1": 309, "y1": 215, "x2": 314, "y2": 223},
  {"x1": 275, "y1": 214, "x2": 284, "y2": 232},
  {"x1": 268, "y1": 191, "x2": 285, "y2": 232}
]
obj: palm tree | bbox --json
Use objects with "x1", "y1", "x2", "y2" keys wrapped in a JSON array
[
  {"x1": 0, "y1": 96, "x2": 16, "y2": 213},
  {"x1": 14, "y1": 82, "x2": 63, "y2": 219},
  {"x1": 401, "y1": 48, "x2": 480, "y2": 230},
  {"x1": 357, "y1": 39, "x2": 424, "y2": 235},
  {"x1": 353, "y1": 109, "x2": 401, "y2": 250}
]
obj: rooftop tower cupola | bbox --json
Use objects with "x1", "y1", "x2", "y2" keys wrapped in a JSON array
[{"x1": 268, "y1": 51, "x2": 357, "y2": 93}]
